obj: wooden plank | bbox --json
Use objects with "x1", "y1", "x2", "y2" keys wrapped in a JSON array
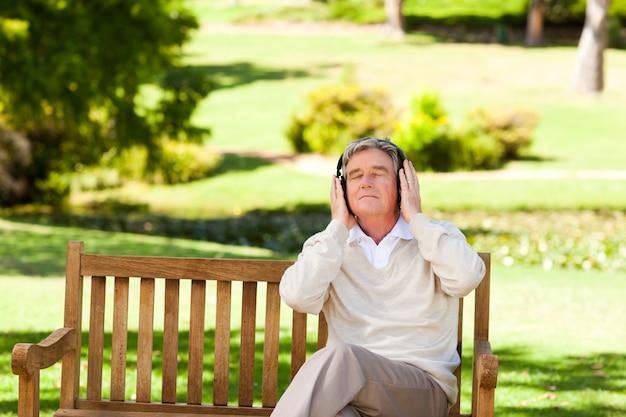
[
  {"x1": 162, "y1": 279, "x2": 180, "y2": 404},
  {"x1": 87, "y1": 276, "x2": 106, "y2": 400},
  {"x1": 290, "y1": 311, "x2": 307, "y2": 380},
  {"x1": 474, "y1": 253, "x2": 491, "y2": 342},
  {"x1": 317, "y1": 312, "x2": 328, "y2": 350},
  {"x1": 261, "y1": 283, "x2": 280, "y2": 407},
  {"x1": 136, "y1": 278, "x2": 155, "y2": 403},
  {"x1": 450, "y1": 297, "x2": 463, "y2": 415},
  {"x1": 213, "y1": 281, "x2": 232, "y2": 406},
  {"x1": 473, "y1": 252, "x2": 493, "y2": 416},
  {"x1": 238, "y1": 282, "x2": 257, "y2": 407},
  {"x1": 18, "y1": 372, "x2": 39, "y2": 417},
  {"x1": 110, "y1": 277, "x2": 130, "y2": 401},
  {"x1": 81, "y1": 255, "x2": 292, "y2": 283},
  {"x1": 187, "y1": 280, "x2": 206, "y2": 405},
  {"x1": 60, "y1": 240, "x2": 84, "y2": 409},
  {"x1": 70, "y1": 399, "x2": 275, "y2": 415}
]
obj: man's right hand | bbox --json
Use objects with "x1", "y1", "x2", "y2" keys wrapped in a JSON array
[{"x1": 331, "y1": 176, "x2": 356, "y2": 229}]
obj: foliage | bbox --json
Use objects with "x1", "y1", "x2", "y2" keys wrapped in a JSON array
[
  {"x1": 393, "y1": 91, "x2": 510, "y2": 171},
  {"x1": 150, "y1": 141, "x2": 223, "y2": 185},
  {"x1": 285, "y1": 83, "x2": 399, "y2": 156},
  {"x1": 0, "y1": 0, "x2": 210, "y2": 205},
  {"x1": 394, "y1": 91, "x2": 463, "y2": 171},
  {"x1": 326, "y1": 0, "x2": 386, "y2": 24},
  {"x1": 69, "y1": 141, "x2": 222, "y2": 193},
  {"x1": 464, "y1": 107, "x2": 540, "y2": 160},
  {"x1": 0, "y1": 124, "x2": 31, "y2": 205}
]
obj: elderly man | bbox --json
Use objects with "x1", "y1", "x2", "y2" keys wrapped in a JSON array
[{"x1": 271, "y1": 137, "x2": 485, "y2": 417}]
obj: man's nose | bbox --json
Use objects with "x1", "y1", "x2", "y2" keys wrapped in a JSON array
[{"x1": 361, "y1": 175, "x2": 374, "y2": 186}]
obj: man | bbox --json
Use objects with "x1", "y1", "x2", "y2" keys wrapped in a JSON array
[{"x1": 272, "y1": 137, "x2": 485, "y2": 417}]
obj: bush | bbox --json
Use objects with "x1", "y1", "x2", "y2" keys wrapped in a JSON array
[
  {"x1": 393, "y1": 91, "x2": 504, "y2": 171},
  {"x1": 458, "y1": 132, "x2": 504, "y2": 170},
  {"x1": 70, "y1": 141, "x2": 222, "y2": 192},
  {"x1": 393, "y1": 92, "x2": 460, "y2": 171},
  {"x1": 150, "y1": 141, "x2": 223, "y2": 185},
  {"x1": 285, "y1": 84, "x2": 399, "y2": 156},
  {"x1": 465, "y1": 107, "x2": 540, "y2": 160}
]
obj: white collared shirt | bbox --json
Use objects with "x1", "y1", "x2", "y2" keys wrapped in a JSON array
[{"x1": 347, "y1": 215, "x2": 414, "y2": 269}]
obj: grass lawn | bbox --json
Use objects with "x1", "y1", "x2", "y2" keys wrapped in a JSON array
[{"x1": 186, "y1": 30, "x2": 626, "y2": 171}]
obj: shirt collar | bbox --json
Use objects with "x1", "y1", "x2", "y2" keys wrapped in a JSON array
[{"x1": 347, "y1": 214, "x2": 413, "y2": 243}]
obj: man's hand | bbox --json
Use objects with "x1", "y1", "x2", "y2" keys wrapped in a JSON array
[
  {"x1": 331, "y1": 176, "x2": 356, "y2": 229},
  {"x1": 399, "y1": 159, "x2": 422, "y2": 222}
]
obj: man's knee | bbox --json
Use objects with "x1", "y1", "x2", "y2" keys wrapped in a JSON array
[{"x1": 316, "y1": 342, "x2": 364, "y2": 368}]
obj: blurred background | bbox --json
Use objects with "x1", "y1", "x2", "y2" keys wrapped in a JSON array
[{"x1": 1, "y1": 1, "x2": 625, "y2": 416}]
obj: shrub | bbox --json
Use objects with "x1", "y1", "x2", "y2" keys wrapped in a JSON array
[
  {"x1": 150, "y1": 141, "x2": 222, "y2": 185},
  {"x1": 285, "y1": 84, "x2": 399, "y2": 155},
  {"x1": 465, "y1": 107, "x2": 540, "y2": 160},
  {"x1": 70, "y1": 141, "x2": 222, "y2": 192},
  {"x1": 394, "y1": 92, "x2": 465, "y2": 171},
  {"x1": 458, "y1": 132, "x2": 504, "y2": 170}
]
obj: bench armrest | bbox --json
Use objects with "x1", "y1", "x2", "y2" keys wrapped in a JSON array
[
  {"x1": 475, "y1": 340, "x2": 498, "y2": 389},
  {"x1": 12, "y1": 327, "x2": 77, "y2": 376},
  {"x1": 472, "y1": 340, "x2": 498, "y2": 417}
]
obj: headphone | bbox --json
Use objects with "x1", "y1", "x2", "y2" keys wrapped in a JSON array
[{"x1": 336, "y1": 139, "x2": 407, "y2": 214}]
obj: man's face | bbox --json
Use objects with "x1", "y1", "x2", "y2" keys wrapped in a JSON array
[{"x1": 345, "y1": 148, "x2": 398, "y2": 218}]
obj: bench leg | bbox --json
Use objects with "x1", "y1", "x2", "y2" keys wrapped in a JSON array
[{"x1": 18, "y1": 371, "x2": 40, "y2": 417}]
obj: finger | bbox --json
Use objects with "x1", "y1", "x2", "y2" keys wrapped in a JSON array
[{"x1": 405, "y1": 160, "x2": 418, "y2": 186}]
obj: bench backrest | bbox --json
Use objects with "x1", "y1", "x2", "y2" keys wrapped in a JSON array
[{"x1": 60, "y1": 240, "x2": 490, "y2": 416}]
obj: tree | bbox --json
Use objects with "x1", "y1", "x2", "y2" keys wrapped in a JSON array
[
  {"x1": 384, "y1": 0, "x2": 405, "y2": 39},
  {"x1": 526, "y1": 0, "x2": 546, "y2": 47},
  {"x1": 0, "y1": 0, "x2": 211, "y2": 204},
  {"x1": 572, "y1": 0, "x2": 611, "y2": 93}
]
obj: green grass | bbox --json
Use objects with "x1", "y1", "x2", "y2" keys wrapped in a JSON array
[{"x1": 0, "y1": 218, "x2": 275, "y2": 277}]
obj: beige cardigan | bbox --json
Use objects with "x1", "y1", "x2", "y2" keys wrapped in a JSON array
[{"x1": 280, "y1": 213, "x2": 486, "y2": 405}]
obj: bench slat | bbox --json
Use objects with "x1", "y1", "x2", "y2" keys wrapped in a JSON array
[
  {"x1": 238, "y1": 282, "x2": 257, "y2": 407},
  {"x1": 162, "y1": 279, "x2": 180, "y2": 404},
  {"x1": 64, "y1": 399, "x2": 274, "y2": 416},
  {"x1": 188, "y1": 280, "x2": 207, "y2": 405},
  {"x1": 110, "y1": 277, "x2": 130, "y2": 401},
  {"x1": 86, "y1": 276, "x2": 106, "y2": 401},
  {"x1": 317, "y1": 312, "x2": 328, "y2": 350},
  {"x1": 290, "y1": 311, "x2": 307, "y2": 380},
  {"x1": 261, "y1": 283, "x2": 280, "y2": 407},
  {"x1": 80, "y1": 255, "x2": 290, "y2": 283},
  {"x1": 450, "y1": 297, "x2": 464, "y2": 415},
  {"x1": 137, "y1": 278, "x2": 155, "y2": 403},
  {"x1": 214, "y1": 281, "x2": 232, "y2": 406}
]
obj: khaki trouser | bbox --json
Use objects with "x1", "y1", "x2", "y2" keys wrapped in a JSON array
[{"x1": 270, "y1": 342, "x2": 448, "y2": 417}]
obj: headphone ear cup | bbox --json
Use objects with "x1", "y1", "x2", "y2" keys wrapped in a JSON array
[{"x1": 396, "y1": 151, "x2": 406, "y2": 208}]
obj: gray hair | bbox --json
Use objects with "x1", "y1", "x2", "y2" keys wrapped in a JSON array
[{"x1": 340, "y1": 137, "x2": 405, "y2": 176}]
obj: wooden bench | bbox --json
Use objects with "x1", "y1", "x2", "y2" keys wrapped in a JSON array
[{"x1": 12, "y1": 240, "x2": 498, "y2": 417}]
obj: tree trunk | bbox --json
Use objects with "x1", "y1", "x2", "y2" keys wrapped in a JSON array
[
  {"x1": 525, "y1": 0, "x2": 545, "y2": 47},
  {"x1": 384, "y1": 0, "x2": 405, "y2": 39},
  {"x1": 571, "y1": 0, "x2": 611, "y2": 93}
]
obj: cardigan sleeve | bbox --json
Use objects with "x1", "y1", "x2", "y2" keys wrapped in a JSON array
[
  {"x1": 279, "y1": 219, "x2": 349, "y2": 314},
  {"x1": 409, "y1": 213, "x2": 485, "y2": 297}
]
